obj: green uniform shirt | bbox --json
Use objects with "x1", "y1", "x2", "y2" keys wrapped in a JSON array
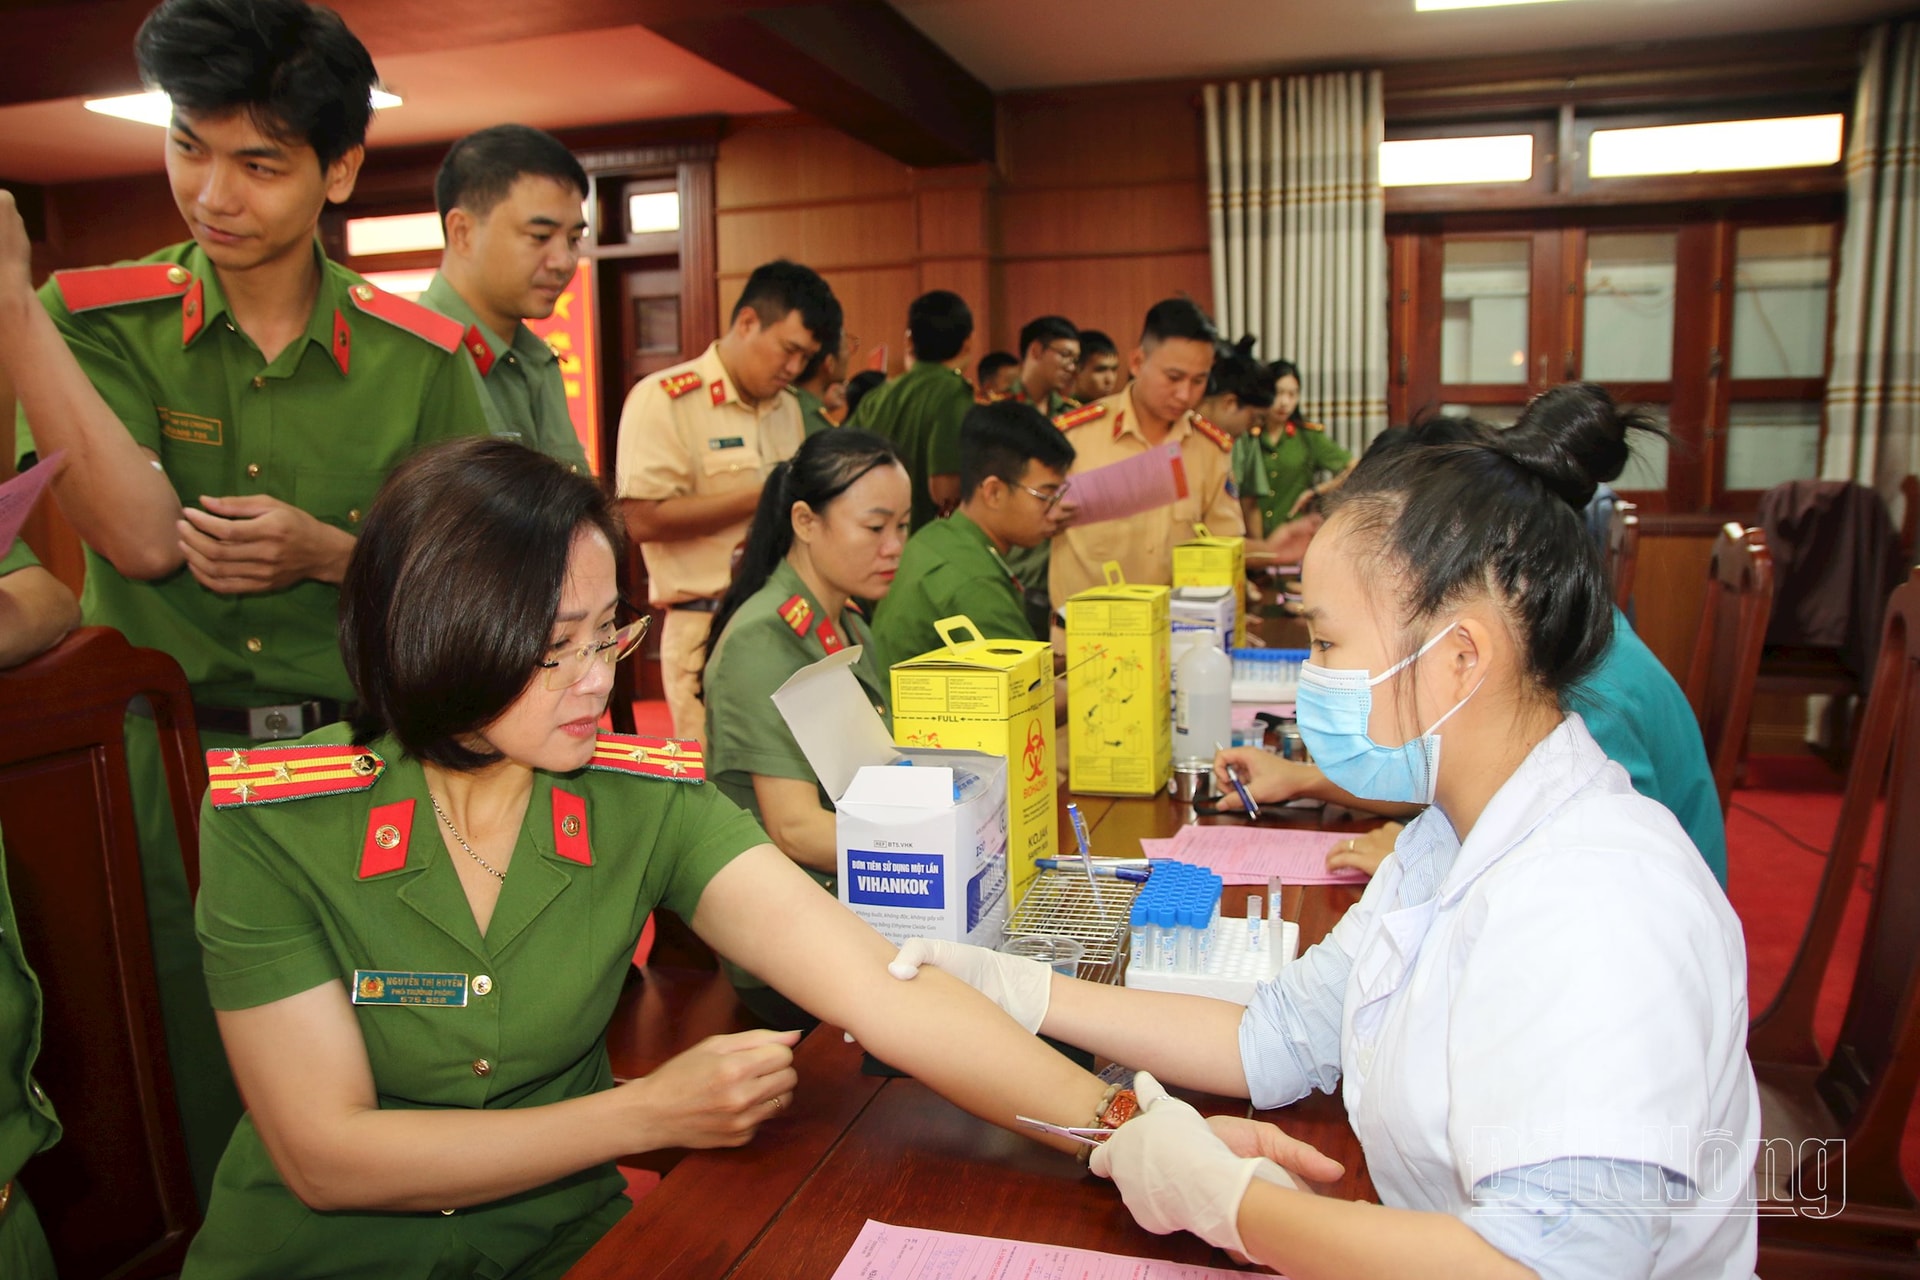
[
  {"x1": 1252, "y1": 420, "x2": 1350, "y2": 532},
  {"x1": 0, "y1": 537, "x2": 38, "y2": 576},
  {"x1": 871, "y1": 511, "x2": 1033, "y2": 670},
  {"x1": 704, "y1": 560, "x2": 890, "y2": 897},
  {"x1": 999, "y1": 386, "x2": 1079, "y2": 618},
  {"x1": 846, "y1": 361, "x2": 972, "y2": 531},
  {"x1": 1008, "y1": 383, "x2": 1077, "y2": 419},
  {"x1": 418, "y1": 273, "x2": 589, "y2": 473},
  {"x1": 16, "y1": 241, "x2": 496, "y2": 707},
  {"x1": 0, "y1": 832, "x2": 61, "y2": 1280},
  {"x1": 1230, "y1": 434, "x2": 1272, "y2": 503},
  {"x1": 184, "y1": 726, "x2": 764, "y2": 1279},
  {"x1": 789, "y1": 385, "x2": 836, "y2": 437}
]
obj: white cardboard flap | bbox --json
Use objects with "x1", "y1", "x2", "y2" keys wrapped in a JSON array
[
  {"x1": 842, "y1": 765, "x2": 953, "y2": 811},
  {"x1": 770, "y1": 645, "x2": 903, "y2": 802}
]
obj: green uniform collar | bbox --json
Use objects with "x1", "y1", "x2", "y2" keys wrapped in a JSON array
[
  {"x1": 182, "y1": 240, "x2": 352, "y2": 377},
  {"x1": 947, "y1": 509, "x2": 1014, "y2": 577},
  {"x1": 419, "y1": 272, "x2": 557, "y2": 372}
]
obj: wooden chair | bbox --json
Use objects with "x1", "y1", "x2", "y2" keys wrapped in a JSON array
[
  {"x1": 1682, "y1": 524, "x2": 1774, "y2": 816},
  {"x1": 0, "y1": 627, "x2": 205, "y2": 1278},
  {"x1": 1605, "y1": 497, "x2": 1639, "y2": 612},
  {"x1": 1751, "y1": 568, "x2": 1920, "y2": 1270}
]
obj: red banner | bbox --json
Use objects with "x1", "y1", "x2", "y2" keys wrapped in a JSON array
[{"x1": 526, "y1": 263, "x2": 601, "y2": 474}]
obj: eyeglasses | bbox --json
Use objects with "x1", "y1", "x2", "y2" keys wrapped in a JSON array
[
  {"x1": 1016, "y1": 481, "x2": 1070, "y2": 512},
  {"x1": 537, "y1": 618, "x2": 649, "y2": 691},
  {"x1": 1044, "y1": 344, "x2": 1080, "y2": 369}
]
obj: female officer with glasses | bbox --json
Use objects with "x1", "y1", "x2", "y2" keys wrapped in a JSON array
[
  {"x1": 891, "y1": 406, "x2": 1758, "y2": 1278},
  {"x1": 182, "y1": 438, "x2": 1113, "y2": 1279}
]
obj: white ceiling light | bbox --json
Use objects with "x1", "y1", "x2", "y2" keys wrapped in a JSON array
[
  {"x1": 344, "y1": 211, "x2": 445, "y2": 257},
  {"x1": 1415, "y1": 0, "x2": 1577, "y2": 10},
  {"x1": 84, "y1": 87, "x2": 402, "y2": 127},
  {"x1": 1590, "y1": 115, "x2": 1845, "y2": 178}
]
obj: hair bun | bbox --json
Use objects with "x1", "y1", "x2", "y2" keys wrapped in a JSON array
[{"x1": 1496, "y1": 383, "x2": 1652, "y2": 507}]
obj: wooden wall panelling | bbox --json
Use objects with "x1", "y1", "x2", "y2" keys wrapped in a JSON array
[
  {"x1": 1634, "y1": 531, "x2": 1716, "y2": 679},
  {"x1": 996, "y1": 253, "x2": 1214, "y2": 359},
  {"x1": 716, "y1": 116, "x2": 911, "y2": 209}
]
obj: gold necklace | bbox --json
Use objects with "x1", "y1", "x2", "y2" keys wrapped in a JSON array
[{"x1": 428, "y1": 791, "x2": 506, "y2": 882}]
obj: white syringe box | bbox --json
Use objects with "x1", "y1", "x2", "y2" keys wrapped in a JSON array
[
  {"x1": 1124, "y1": 916, "x2": 1299, "y2": 1005},
  {"x1": 772, "y1": 646, "x2": 1009, "y2": 949}
]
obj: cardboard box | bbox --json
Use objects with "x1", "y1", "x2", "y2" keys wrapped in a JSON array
[
  {"x1": 890, "y1": 616, "x2": 1057, "y2": 907},
  {"x1": 1172, "y1": 524, "x2": 1248, "y2": 644},
  {"x1": 1171, "y1": 586, "x2": 1235, "y2": 645},
  {"x1": 1063, "y1": 564, "x2": 1171, "y2": 796},
  {"x1": 772, "y1": 647, "x2": 1009, "y2": 947}
]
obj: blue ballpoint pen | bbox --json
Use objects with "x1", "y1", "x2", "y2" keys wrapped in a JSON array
[
  {"x1": 1218, "y1": 741, "x2": 1261, "y2": 819},
  {"x1": 1065, "y1": 802, "x2": 1105, "y2": 909},
  {"x1": 1033, "y1": 858, "x2": 1150, "y2": 883}
]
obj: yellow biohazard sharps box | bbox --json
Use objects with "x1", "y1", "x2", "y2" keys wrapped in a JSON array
[
  {"x1": 1064, "y1": 564, "x2": 1171, "y2": 797},
  {"x1": 890, "y1": 616, "x2": 1057, "y2": 906},
  {"x1": 1172, "y1": 523, "x2": 1248, "y2": 644}
]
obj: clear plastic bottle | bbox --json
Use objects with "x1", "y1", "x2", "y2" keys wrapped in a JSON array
[{"x1": 1173, "y1": 628, "x2": 1233, "y2": 764}]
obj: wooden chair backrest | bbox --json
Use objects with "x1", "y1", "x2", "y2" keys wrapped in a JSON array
[
  {"x1": 1606, "y1": 498, "x2": 1640, "y2": 611},
  {"x1": 1683, "y1": 525, "x2": 1774, "y2": 815},
  {"x1": 0, "y1": 627, "x2": 205, "y2": 1278}
]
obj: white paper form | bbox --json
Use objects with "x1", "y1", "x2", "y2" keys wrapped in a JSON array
[
  {"x1": 829, "y1": 1219, "x2": 1274, "y2": 1280},
  {"x1": 1063, "y1": 442, "x2": 1188, "y2": 527}
]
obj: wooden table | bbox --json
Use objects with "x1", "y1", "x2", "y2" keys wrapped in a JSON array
[{"x1": 568, "y1": 792, "x2": 1378, "y2": 1279}]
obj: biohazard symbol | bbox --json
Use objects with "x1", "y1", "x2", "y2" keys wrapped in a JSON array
[{"x1": 1021, "y1": 717, "x2": 1046, "y2": 781}]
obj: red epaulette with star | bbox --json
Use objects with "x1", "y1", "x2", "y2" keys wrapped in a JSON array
[
  {"x1": 660, "y1": 370, "x2": 703, "y2": 399},
  {"x1": 207, "y1": 744, "x2": 386, "y2": 809},
  {"x1": 589, "y1": 734, "x2": 705, "y2": 783},
  {"x1": 1055, "y1": 402, "x2": 1108, "y2": 431},
  {"x1": 1303, "y1": 420, "x2": 1327, "y2": 433},
  {"x1": 54, "y1": 262, "x2": 192, "y2": 313},
  {"x1": 345, "y1": 282, "x2": 463, "y2": 353},
  {"x1": 1189, "y1": 413, "x2": 1233, "y2": 453},
  {"x1": 779, "y1": 593, "x2": 814, "y2": 636}
]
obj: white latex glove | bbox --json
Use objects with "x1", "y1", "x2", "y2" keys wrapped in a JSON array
[
  {"x1": 887, "y1": 937, "x2": 1052, "y2": 1033},
  {"x1": 1089, "y1": 1070, "x2": 1295, "y2": 1255}
]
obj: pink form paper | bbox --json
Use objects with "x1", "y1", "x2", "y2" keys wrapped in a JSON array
[
  {"x1": 1062, "y1": 441, "x2": 1188, "y2": 527},
  {"x1": 0, "y1": 450, "x2": 64, "y2": 551},
  {"x1": 1143, "y1": 825, "x2": 1368, "y2": 886},
  {"x1": 830, "y1": 1219, "x2": 1280, "y2": 1280}
]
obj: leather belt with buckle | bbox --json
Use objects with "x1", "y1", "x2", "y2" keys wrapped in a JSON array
[
  {"x1": 195, "y1": 699, "x2": 355, "y2": 742},
  {"x1": 667, "y1": 598, "x2": 722, "y2": 614}
]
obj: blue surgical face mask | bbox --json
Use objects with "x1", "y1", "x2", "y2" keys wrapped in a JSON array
[{"x1": 1295, "y1": 622, "x2": 1482, "y2": 806}]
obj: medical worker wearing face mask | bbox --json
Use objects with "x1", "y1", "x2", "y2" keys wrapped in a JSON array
[{"x1": 888, "y1": 407, "x2": 1759, "y2": 1279}]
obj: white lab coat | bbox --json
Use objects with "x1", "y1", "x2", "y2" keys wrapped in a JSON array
[{"x1": 1334, "y1": 715, "x2": 1757, "y2": 1277}]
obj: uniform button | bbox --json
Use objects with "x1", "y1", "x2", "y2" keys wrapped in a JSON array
[
  {"x1": 166, "y1": 265, "x2": 190, "y2": 285},
  {"x1": 472, "y1": 974, "x2": 492, "y2": 996},
  {"x1": 246, "y1": 463, "x2": 261, "y2": 479},
  {"x1": 245, "y1": 637, "x2": 263, "y2": 653},
  {"x1": 471, "y1": 1058, "x2": 492, "y2": 1077},
  {"x1": 440, "y1": 1208, "x2": 456, "y2": 1216},
  {"x1": 251, "y1": 375, "x2": 265, "y2": 390},
  {"x1": 347, "y1": 507, "x2": 362, "y2": 525}
]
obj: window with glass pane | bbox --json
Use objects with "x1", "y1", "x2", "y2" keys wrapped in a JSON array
[
  {"x1": 1731, "y1": 226, "x2": 1832, "y2": 379},
  {"x1": 1584, "y1": 233, "x2": 1677, "y2": 381},
  {"x1": 1726, "y1": 401, "x2": 1822, "y2": 491},
  {"x1": 1441, "y1": 240, "x2": 1530, "y2": 384}
]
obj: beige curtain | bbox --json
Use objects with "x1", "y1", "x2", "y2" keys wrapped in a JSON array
[
  {"x1": 1204, "y1": 72, "x2": 1388, "y2": 455},
  {"x1": 1823, "y1": 20, "x2": 1920, "y2": 537}
]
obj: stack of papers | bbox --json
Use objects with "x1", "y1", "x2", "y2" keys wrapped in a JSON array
[
  {"x1": 1140, "y1": 825, "x2": 1369, "y2": 886},
  {"x1": 831, "y1": 1219, "x2": 1269, "y2": 1279}
]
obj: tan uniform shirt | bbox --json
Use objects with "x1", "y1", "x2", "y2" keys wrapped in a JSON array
[
  {"x1": 1048, "y1": 385, "x2": 1245, "y2": 606},
  {"x1": 614, "y1": 342, "x2": 806, "y2": 605}
]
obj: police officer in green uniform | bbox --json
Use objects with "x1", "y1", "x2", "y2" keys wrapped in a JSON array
[
  {"x1": 703, "y1": 430, "x2": 907, "y2": 1028},
  {"x1": 1252, "y1": 359, "x2": 1354, "y2": 532},
  {"x1": 419, "y1": 125, "x2": 591, "y2": 472},
  {"x1": 845, "y1": 291, "x2": 974, "y2": 531},
  {"x1": 871, "y1": 400, "x2": 1074, "y2": 668},
  {"x1": 787, "y1": 330, "x2": 852, "y2": 437},
  {"x1": 0, "y1": 0, "x2": 495, "y2": 1205},
  {"x1": 1193, "y1": 340, "x2": 1276, "y2": 536},
  {"x1": 184, "y1": 438, "x2": 1106, "y2": 1278},
  {"x1": 0, "y1": 536, "x2": 78, "y2": 1280}
]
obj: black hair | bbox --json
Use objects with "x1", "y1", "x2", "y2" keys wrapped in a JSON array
[
  {"x1": 1140, "y1": 298, "x2": 1218, "y2": 350},
  {"x1": 136, "y1": 0, "x2": 377, "y2": 170},
  {"x1": 958, "y1": 400, "x2": 1076, "y2": 500},
  {"x1": 843, "y1": 369, "x2": 886, "y2": 417},
  {"x1": 341, "y1": 438, "x2": 624, "y2": 772},
  {"x1": 908, "y1": 290, "x2": 974, "y2": 363},
  {"x1": 703, "y1": 430, "x2": 903, "y2": 679},
  {"x1": 1268, "y1": 358, "x2": 1306, "y2": 430},
  {"x1": 434, "y1": 124, "x2": 588, "y2": 227},
  {"x1": 976, "y1": 351, "x2": 1019, "y2": 388},
  {"x1": 1076, "y1": 329, "x2": 1118, "y2": 360},
  {"x1": 1511, "y1": 383, "x2": 1663, "y2": 487},
  {"x1": 1207, "y1": 336, "x2": 1277, "y2": 408},
  {"x1": 731, "y1": 259, "x2": 843, "y2": 358},
  {"x1": 1019, "y1": 315, "x2": 1079, "y2": 359}
]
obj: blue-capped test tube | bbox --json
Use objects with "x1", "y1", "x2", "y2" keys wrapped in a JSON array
[
  {"x1": 1195, "y1": 900, "x2": 1214, "y2": 973},
  {"x1": 1130, "y1": 900, "x2": 1150, "y2": 967},
  {"x1": 1154, "y1": 902, "x2": 1178, "y2": 972}
]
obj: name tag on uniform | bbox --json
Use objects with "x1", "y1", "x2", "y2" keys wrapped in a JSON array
[
  {"x1": 351, "y1": 969, "x2": 469, "y2": 1007},
  {"x1": 708, "y1": 436, "x2": 746, "y2": 450}
]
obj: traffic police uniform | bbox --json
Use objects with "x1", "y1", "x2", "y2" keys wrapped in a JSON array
[
  {"x1": 703, "y1": 560, "x2": 887, "y2": 1027},
  {"x1": 1047, "y1": 386, "x2": 1245, "y2": 606},
  {"x1": 183, "y1": 728, "x2": 763, "y2": 1280},
  {"x1": 788, "y1": 384, "x2": 836, "y2": 437},
  {"x1": 419, "y1": 273, "x2": 590, "y2": 472},
  {"x1": 15, "y1": 239, "x2": 498, "y2": 1205},
  {"x1": 614, "y1": 343, "x2": 806, "y2": 744},
  {"x1": 870, "y1": 511, "x2": 1034, "y2": 670},
  {"x1": 844, "y1": 360, "x2": 972, "y2": 532},
  {"x1": 1251, "y1": 416, "x2": 1350, "y2": 532}
]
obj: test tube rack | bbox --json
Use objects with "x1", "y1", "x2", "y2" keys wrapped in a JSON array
[
  {"x1": 1124, "y1": 914, "x2": 1299, "y2": 1005},
  {"x1": 1005, "y1": 869, "x2": 1140, "y2": 982}
]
